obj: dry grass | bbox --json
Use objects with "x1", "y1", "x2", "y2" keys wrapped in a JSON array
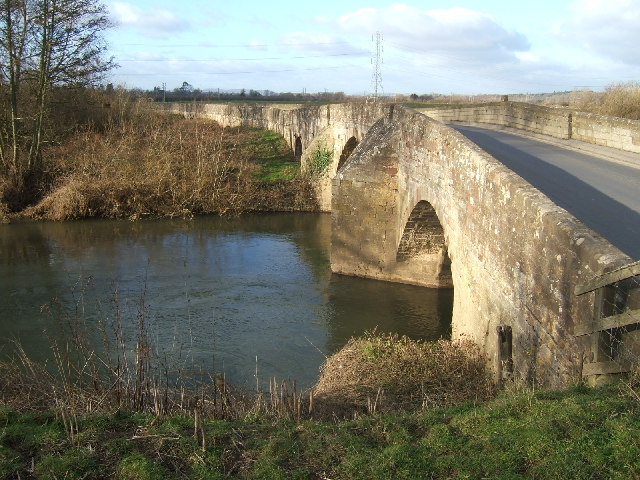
[
  {"x1": 0, "y1": 290, "x2": 310, "y2": 424},
  {"x1": 570, "y1": 82, "x2": 640, "y2": 120},
  {"x1": 0, "y1": 304, "x2": 494, "y2": 423},
  {"x1": 14, "y1": 112, "x2": 316, "y2": 221},
  {"x1": 313, "y1": 332, "x2": 494, "y2": 415}
]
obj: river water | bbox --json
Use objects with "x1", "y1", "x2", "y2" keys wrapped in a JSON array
[{"x1": 0, "y1": 213, "x2": 452, "y2": 389}]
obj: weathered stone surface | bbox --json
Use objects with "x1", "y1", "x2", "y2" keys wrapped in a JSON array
[
  {"x1": 332, "y1": 106, "x2": 632, "y2": 388},
  {"x1": 420, "y1": 102, "x2": 640, "y2": 153}
]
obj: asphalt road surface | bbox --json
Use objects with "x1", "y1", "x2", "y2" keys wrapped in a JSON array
[{"x1": 453, "y1": 125, "x2": 640, "y2": 260}]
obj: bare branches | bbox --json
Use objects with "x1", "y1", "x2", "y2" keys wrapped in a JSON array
[{"x1": 0, "y1": 0, "x2": 114, "y2": 191}]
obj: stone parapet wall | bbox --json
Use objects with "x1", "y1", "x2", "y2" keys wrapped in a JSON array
[
  {"x1": 571, "y1": 111, "x2": 640, "y2": 153},
  {"x1": 419, "y1": 102, "x2": 640, "y2": 153},
  {"x1": 418, "y1": 102, "x2": 569, "y2": 139}
]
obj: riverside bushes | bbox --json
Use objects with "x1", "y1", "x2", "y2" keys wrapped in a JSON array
[
  {"x1": 572, "y1": 81, "x2": 640, "y2": 120},
  {"x1": 0, "y1": 91, "x2": 318, "y2": 221},
  {"x1": 16, "y1": 114, "x2": 316, "y2": 221}
]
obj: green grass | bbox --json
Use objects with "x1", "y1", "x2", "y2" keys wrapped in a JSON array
[
  {"x1": 2, "y1": 383, "x2": 640, "y2": 479},
  {"x1": 242, "y1": 128, "x2": 300, "y2": 182}
]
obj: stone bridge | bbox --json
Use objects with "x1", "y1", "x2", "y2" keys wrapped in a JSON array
[{"x1": 160, "y1": 101, "x2": 637, "y2": 387}]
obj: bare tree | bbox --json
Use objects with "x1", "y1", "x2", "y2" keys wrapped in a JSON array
[{"x1": 0, "y1": 0, "x2": 114, "y2": 193}]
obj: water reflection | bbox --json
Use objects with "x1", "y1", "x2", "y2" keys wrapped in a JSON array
[
  {"x1": 0, "y1": 213, "x2": 452, "y2": 389},
  {"x1": 324, "y1": 275, "x2": 453, "y2": 354}
]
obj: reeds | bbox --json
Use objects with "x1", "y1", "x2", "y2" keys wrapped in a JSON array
[
  {"x1": 1, "y1": 282, "x2": 494, "y2": 423},
  {"x1": 8, "y1": 104, "x2": 316, "y2": 221},
  {"x1": 313, "y1": 332, "x2": 495, "y2": 414},
  {"x1": 566, "y1": 82, "x2": 640, "y2": 120}
]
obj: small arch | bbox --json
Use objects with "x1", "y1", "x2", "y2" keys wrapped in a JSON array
[
  {"x1": 397, "y1": 201, "x2": 445, "y2": 260},
  {"x1": 396, "y1": 200, "x2": 452, "y2": 282},
  {"x1": 337, "y1": 136, "x2": 359, "y2": 171},
  {"x1": 294, "y1": 135, "x2": 303, "y2": 162}
]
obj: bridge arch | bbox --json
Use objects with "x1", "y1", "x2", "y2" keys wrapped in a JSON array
[
  {"x1": 332, "y1": 106, "x2": 621, "y2": 387},
  {"x1": 337, "y1": 136, "x2": 359, "y2": 172},
  {"x1": 396, "y1": 200, "x2": 452, "y2": 284}
]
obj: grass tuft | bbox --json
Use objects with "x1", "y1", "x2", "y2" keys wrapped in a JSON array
[{"x1": 313, "y1": 332, "x2": 494, "y2": 415}]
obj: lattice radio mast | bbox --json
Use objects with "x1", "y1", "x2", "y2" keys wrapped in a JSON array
[{"x1": 370, "y1": 31, "x2": 384, "y2": 102}]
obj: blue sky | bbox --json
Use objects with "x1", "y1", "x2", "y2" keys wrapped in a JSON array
[{"x1": 104, "y1": 0, "x2": 640, "y2": 95}]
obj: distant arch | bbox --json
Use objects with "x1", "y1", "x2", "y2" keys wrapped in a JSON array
[
  {"x1": 337, "y1": 136, "x2": 359, "y2": 171},
  {"x1": 294, "y1": 135, "x2": 303, "y2": 162}
]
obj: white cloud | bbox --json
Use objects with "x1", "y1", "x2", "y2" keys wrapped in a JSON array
[
  {"x1": 109, "y1": 2, "x2": 189, "y2": 37},
  {"x1": 337, "y1": 3, "x2": 530, "y2": 63},
  {"x1": 561, "y1": 0, "x2": 640, "y2": 65},
  {"x1": 281, "y1": 32, "x2": 367, "y2": 56},
  {"x1": 249, "y1": 40, "x2": 268, "y2": 51}
]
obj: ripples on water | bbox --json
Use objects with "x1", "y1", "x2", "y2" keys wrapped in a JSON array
[{"x1": 0, "y1": 213, "x2": 452, "y2": 389}]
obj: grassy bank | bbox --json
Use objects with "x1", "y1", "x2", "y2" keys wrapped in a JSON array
[
  {"x1": 1, "y1": 383, "x2": 639, "y2": 479},
  {"x1": 2, "y1": 323, "x2": 639, "y2": 479},
  {"x1": 1, "y1": 110, "x2": 317, "y2": 222}
]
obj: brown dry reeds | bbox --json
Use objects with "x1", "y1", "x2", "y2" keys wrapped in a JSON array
[
  {"x1": 0, "y1": 283, "x2": 312, "y2": 422},
  {"x1": 571, "y1": 82, "x2": 640, "y2": 120},
  {"x1": 313, "y1": 332, "x2": 494, "y2": 414},
  {"x1": 1, "y1": 285, "x2": 494, "y2": 422},
  {"x1": 18, "y1": 112, "x2": 316, "y2": 221}
]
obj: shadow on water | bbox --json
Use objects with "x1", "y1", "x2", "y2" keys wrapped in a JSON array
[
  {"x1": 0, "y1": 213, "x2": 453, "y2": 389},
  {"x1": 323, "y1": 274, "x2": 452, "y2": 354}
]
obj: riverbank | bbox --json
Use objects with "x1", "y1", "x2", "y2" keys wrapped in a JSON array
[
  {"x1": 0, "y1": 113, "x2": 317, "y2": 223},
  {"x1": 2, "y1": 382, "x2": 639, "y2": 479},
  {"x1": 2, "y1": 325, "x2": 639, "y2": 478}
]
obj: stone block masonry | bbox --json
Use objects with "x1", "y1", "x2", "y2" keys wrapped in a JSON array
[
  {"x1": 332, "y1": 105, "x2": 632, "y2": 388},
  {"x1": 420, "y1": 102, "x2": 640, "y2": 154}
]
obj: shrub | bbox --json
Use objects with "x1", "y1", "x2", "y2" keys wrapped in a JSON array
[
  {"x1": 574, "y1": 82, "x2": 640, "y2": 120},
  {"x1": 313, "y1": 333, "x2": 494, "y2": 414},
  {"x1": 308, "y1": 146, "x2": 333, "y2": 176},
  {"x1": 21, "y1": 116, "x2": 317, "y2": 220}
]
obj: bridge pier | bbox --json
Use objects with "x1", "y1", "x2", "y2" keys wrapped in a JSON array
[
  {"x1": 156, "y1": 100, "x2": 636, "y2": 388},
  {"x1": 331, "y1": 119, "x2": 452, "y2": 288}
]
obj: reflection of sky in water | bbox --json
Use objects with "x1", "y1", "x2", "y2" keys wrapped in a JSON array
[{"x1": 0, "y1": 214, "x2": 452, "y2": 390}]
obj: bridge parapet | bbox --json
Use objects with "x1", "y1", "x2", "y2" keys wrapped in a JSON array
[
  {"x1": 156, "y1": 100, "x2": 637, "y2": 385},
  {"x1": 419, "y1": 101, "x2": 640, "y2": 154}
]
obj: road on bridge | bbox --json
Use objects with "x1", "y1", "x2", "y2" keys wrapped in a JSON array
[{"x1": 453, "y1": 125, "x2": 640, "y2": 260}]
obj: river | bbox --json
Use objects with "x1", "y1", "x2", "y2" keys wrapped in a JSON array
[{"x1": 0, "y1": 213, "x2": 452, "y2": 390}]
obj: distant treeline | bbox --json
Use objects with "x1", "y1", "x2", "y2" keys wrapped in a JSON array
[{"x1": 144, "y1": 85, "x2": 352, "y2": 103}]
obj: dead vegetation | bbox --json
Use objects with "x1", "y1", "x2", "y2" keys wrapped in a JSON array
[
  {"x1": 542, "y1": 82, "x2": 640, "y2": 120},
  {"x1": 0, "y1": 89, "x2": 318, "y2": 221},
  {"x1": 0, "y1": 292, "x2": 310, "y2": 423},
  {"x1": 568, "y1": 82, "x2": 640, "y2": 120},
  {"x1": 0, "y1": 307, "x2": 494, "y2": 423},
  {"x1": 13, "y1": 113, "x2": 316, "y2": 221},
  {"x1": 313, "y1": 332, "x2": 494, "y2": 415}
]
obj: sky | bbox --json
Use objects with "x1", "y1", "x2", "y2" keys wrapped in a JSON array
[{"x1": 104, "y1": 0, "x2": 640, "y2": 95}]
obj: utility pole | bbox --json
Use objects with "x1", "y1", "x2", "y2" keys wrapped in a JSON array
[{"x1": 370, "y1": 31, "x2": 384, "y2": 103}]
